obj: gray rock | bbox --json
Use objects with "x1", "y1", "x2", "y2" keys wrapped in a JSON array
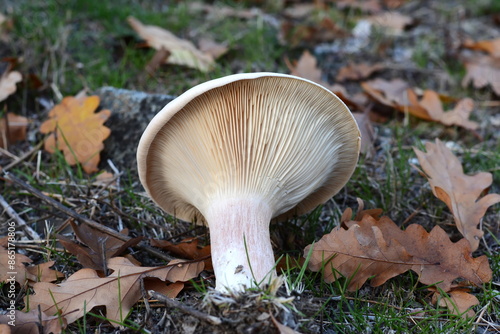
[{"x1": 95, "y1": 86, "x2": 176, "y2": 175}]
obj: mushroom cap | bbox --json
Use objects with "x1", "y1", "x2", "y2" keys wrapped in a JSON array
[{"x1": 137, "y1": 73, "x2": 360, "y2": 223}]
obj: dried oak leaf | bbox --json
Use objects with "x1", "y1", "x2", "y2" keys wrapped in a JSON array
[
  {"x1": 0, "y1": 69, "x2": 21, "y2": 102},
  {"x1": 0, "y1": 309, "x2": 64, "y2": 334},
  {"x1": 58, "y1": 222, "x2": 142, "y2": 271},
  {"x1": 287, "y1": 51, "x2": 375, "y2": 155},
  {"x1": 414, "y1": 139, "x2": 500, "y2": 251},
  {"x1": 286, "y1": 50, "x2": 323, "y2": 85},
  {"x1": 0, "y1": 246, "x2": 36, "y2": 285},
  {"x1": 0, "y1": 324, "x2": 10, "y2": 334},
  {"x1": 280, "y1": 16, "x2": 348, "y2": 46},
  {"x1": 127, "y1": 16, "x2": 214, "y2": 72},
  {"x1": 430, "y1": 287, "x2": 479, "y2": 318},
  {"x1": 363, "y1": 79, "x2": 478, "y2": 129},
  {"x1": 461, "y1": 55, "x2": 500, "y2": 95},
  {"x1": 0, "y1": 112, "x2": 29, "y2": 148},
  {"x1": 407, "y1": 90, "x2": 478, "y2": 130},
  {"x1": 26, "y1": 257, "x2": 204, "y2": 326},
  {"x1": 25, "y1": 261, "x2": 64, "y2": 286},
  {"x1": 305, "y1": 216, "x2": 413, "y2": 291},
  {"x1": 198, "y1": 38, "x2": 228, "y2": 59},
  {"x1": 0, "y1": 247, "x2": 62, "y2": 286},
  {"x1": 463, "y1": 38, "x2": 500, "y2": 57},
  {"x1": 336, "y1": 62, "x2": 384, "y2": 81},
  {"x1": 39, "y1": 95, "x2": 111, "y2": 174},
  {"x1": 286, "y1": 50, "x2": 364, "y2": 107},
  {"x1": 270, "y1": 313, "x2": 301, "y2": 334},
  {"x1": 305, "y1": 214, "x2": 492, "y2": 292},
  {"x1": 361, "y1": 78, "x2": 430, "y2": 119},
  {"x1": 151, "y1": 238, "x2": 212, "y2": 271}
]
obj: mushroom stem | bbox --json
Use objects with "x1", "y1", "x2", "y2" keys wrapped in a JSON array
[{"x1": 203, "y1": 197, "x2": 276, "y2": 292}]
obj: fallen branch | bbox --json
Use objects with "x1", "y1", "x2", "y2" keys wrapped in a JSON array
[
  {"x1": 0, "y1": 193, "x2": 41, "y2": 240},
  {"x1": 3, "y1": 172, "x2": 174, "y2": 262},
  {"x1": 149, "y1": 290, "x2": 222, "y2": 326}
]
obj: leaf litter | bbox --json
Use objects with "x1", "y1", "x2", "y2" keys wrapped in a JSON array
[
  {"x1": 26, "y1": 257, "x2": 204, "y2": 326},
  {"x1": 306, "y1": 141, "x2": 497, "y2": 317},
  {"x1": 1, "y1": 0, "x2": 500, "y2": 332}
]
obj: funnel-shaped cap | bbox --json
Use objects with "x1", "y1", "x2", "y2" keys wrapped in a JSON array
[{"x1": 137, "y1": 73, "x2": 360, "y2": 223}]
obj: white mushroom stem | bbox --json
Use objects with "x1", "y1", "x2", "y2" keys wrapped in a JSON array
[{"x1": 203, "y1": 197, "x2": 276, "y2": 292}]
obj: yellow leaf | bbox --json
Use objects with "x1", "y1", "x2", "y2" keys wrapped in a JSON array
[{"x1": 40, "y1": 95, "x2": 111, "y2": 174}]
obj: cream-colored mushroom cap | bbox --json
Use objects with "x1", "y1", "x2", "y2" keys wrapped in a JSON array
[{"x1": 137, "y1": 72, "x2": 361, "y2": 224}]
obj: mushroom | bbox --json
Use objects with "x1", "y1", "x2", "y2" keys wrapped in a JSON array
[{"x1": 137, "y1": 72, "x2": 360, "y2": 292}]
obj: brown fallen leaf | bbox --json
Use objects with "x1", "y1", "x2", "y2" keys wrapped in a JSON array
[
  {"x1": 0, "y1": 247, "x2": 63, "y2": 286},
  {"x1": 461, "y1": 55, "x2": 500, "y2": 95},
  {"x1": 305, "y1": 215, "x2": 412, "y2": 291},
  {"x1": 39, "y1": 95, "x2": 111, "y2": 174},
  {"x1": 286, "y1": 50, "x2": 323, "y2": 85},
  {"x1": 144, "y1": 279, "x2": 185, "y2": 298},
  {"x1": 26, "y1": 257, "x2": 204, "y2": 326},
  {"x1": 463, "y1": 38, "x2": 500, "y2": 57},
  {"x1": 0, "y1": 69, "x2": 22, "y2": 102},
  {"x1": 280, "y1": 16, "x2": 348, "y2": 46},
  {"x1": 58, "y1": 222, "x2": 142, "y2": 272},
  {"x1": 363, "y1": 79, "x2": 479, "y2": 129},
  {"x1": 25, "y1": 261, "x2": 64, "y2": 285},
  {"x1": 0, "y1": 246, "x2": 36, "y2": 285},
  {"x1": 198, "y1": 38, "x2": 228, "y2": 59},
  {"x1": 127, "y1": 16, "x2": 215, "y2": 72},
  {"x1": 305, "y1": 213, "x2": 492, "y2": 292},
  {"x1": 0, "y1": 309, "x2": 64, "y2": 334},
  {"x1": 430, "y1": 287, "x2": 479, "y2": 318},
  {"x1": 413, "y1": 139, "x2": 500, "y2": 251},
  {"x1": 366, "y1": 11, "x2": 414, "y2": 35},
  {"x1": 0, "y1": 112, "x2": 29, "y2": 148},
  {"x1": 408, "y1": 90, "x2": 478, "y2": 130},
  {"x1": 336, "y1": 62, "x2": 384, "y2": 81},
  {"x1": 151, "y1": 237, "x2": 212, "y2": 271},
  {"x1": 270, "y1": 313, "x2": 301, "y2": 334},
  {"x1": 287, "y1": 51, "x2": 361, "y2": 109},
  {"x1": 362, "y1": 78, "x2": 411, "y2": 105}
]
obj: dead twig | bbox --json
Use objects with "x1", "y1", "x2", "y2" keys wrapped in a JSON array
[
  {"x1": 149, "y1": 290, "x2": 222, "y2": 326},
  {"x1": 3, "y1": 171, "x2": 175, "y2": 262},
  {"x1": 0, "y1": 193, "x2": 41, "y2": 240},
  {"x1": 0, "y1": 141, "x2": 44, "y2": 172}
]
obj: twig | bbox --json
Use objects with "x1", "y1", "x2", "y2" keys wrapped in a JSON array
[
  {"x1": 149, "y1": 290, "x2": 222, "y2": 326},
  {"x1": 1, "y1": 141, "x2": 44, "y2": 172},
  {"x1": 0, "y1": 147, "x2": 19, "y2": 160},
  {"x1": 0, "y1": 193, "x2": 41, "y2": 240},
  {"x1": 3, "y1": 172, "x2": 175, "y2": 262}
]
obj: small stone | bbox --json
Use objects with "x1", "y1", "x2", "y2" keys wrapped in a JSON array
[{"x1": 95, "y1": 86, "x2": 176, "y2": 175}]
